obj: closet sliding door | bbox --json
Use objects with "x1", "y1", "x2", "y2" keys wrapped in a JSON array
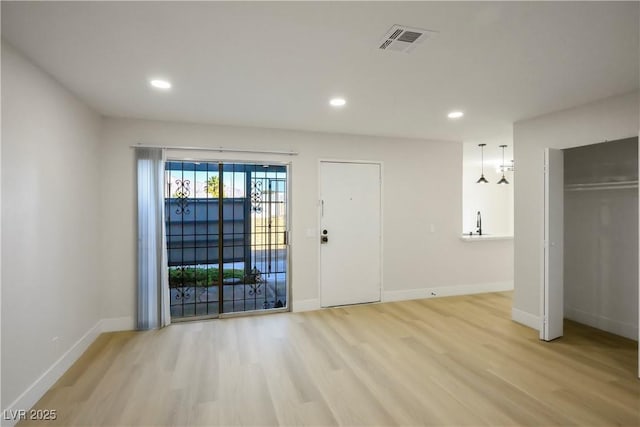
[{"x1": 542, "y1": 148, "x2": 564, "y2": 341}]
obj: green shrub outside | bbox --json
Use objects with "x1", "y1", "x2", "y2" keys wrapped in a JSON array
[{"x1": 169, "y1": 267, "x2": 245, "y2": 287}]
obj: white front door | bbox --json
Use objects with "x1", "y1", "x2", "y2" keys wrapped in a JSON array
[
  {"x1": 542, "y1": 148, "x2": 564, "y2": 341},
  {"x1": 319, "y1": 161, "x2": 381, "y2": 307}
]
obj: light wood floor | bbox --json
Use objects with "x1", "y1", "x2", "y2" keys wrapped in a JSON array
[{"x1": 22, "y1": 292, "x2": 640, "y2": 426}]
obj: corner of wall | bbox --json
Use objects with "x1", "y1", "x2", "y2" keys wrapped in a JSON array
[
  {"x1": 1, "y1": 317, "x2": 134, "y2": 427},
  {"x1": 292, "y1": 299, "x2": 321, "y2": 312}
]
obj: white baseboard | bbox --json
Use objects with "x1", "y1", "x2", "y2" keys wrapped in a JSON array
[
  {"x1": 382, "y1": 287, "x2": 428, "y2": 302},
  {"x1": 294, "y1": 282, "x2": 513, "y2": 311},
  {"x1": 292, "y1": 299, "x2": 320, "y2": 312},
  {"x1": 512, "y1": 308, "x2": 540, "y2": 331},
  {"x1": 565, "y1": 306, "x2": 638, "y2": 340},
  {"x1": 1, "y1": 316, "x2": 135, "y2": 427},
  {"x1": 382, "y1": 281, "x2": 513, "y2": 303}
]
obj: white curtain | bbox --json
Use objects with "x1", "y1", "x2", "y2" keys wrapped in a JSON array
[{"x1": 136, "y1": 147, "x2": 171, "y2": 329}]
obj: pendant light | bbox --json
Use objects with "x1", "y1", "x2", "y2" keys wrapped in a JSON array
[
  {"x1": 497, "y1": 144, "x2": 509, "y2": 184},
  {"x1": 476, "y1": 143, "x2": 489, "y2": 183}
]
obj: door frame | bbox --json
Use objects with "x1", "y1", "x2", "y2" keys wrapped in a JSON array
[
  {"x1": 317, "y1": 159, "x2": 384, "y2": 307},
  {"x1": 539, "y1": 140, "x2": 640, "y2": 377},
  {"x1": 165, "y1": 155, "x2": 293, "y2": 320}
]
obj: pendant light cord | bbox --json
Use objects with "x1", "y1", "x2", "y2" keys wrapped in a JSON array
[{"x1": 477, "y1": 143, "x2": 489, "y2": 184}]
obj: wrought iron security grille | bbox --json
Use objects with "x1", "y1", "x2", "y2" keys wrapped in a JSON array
[{"x1": 165, "y1": 161, "x2": 288, "y2": 320}]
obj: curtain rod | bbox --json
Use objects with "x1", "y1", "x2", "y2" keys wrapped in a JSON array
[{"x1": 130, "y1": 143, "x2": 298, "y2": 156}]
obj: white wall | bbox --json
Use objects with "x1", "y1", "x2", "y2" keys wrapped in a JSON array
[
  {"x1": 1, "y1": 43, "x2": 103, "y2": 412},
  {"x1": 462, "y1": 142, "x2": 514, "y2": 236},
  {"x1": 513, "y1": 91, "x2": 640, "y2": 328},
  {"x1": 99, "y1": 117, "x2": 514, "y2": 323}
]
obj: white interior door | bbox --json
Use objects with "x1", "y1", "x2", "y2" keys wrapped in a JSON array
[
  {"x1": 320, "y1": 161, "x2": 381, "y2": 307},
  {"x1": 542, "y1": 148, "x2": 564, "y2": 341}
]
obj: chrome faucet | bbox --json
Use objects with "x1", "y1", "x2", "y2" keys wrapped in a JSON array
[{"x1": 476, "y1": 211, "x2": 482, "y2": 236}]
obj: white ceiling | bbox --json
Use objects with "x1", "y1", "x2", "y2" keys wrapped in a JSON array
[{"x1": 2, "y1": 1, "x2": 638, "y2": 143}]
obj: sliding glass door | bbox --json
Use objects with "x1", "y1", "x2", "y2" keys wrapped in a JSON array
[{"x1": 165, "y1": 161, "x2": 288, "y2": 320}]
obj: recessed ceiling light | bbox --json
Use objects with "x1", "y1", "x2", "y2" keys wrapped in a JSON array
[
  {"x1": 329, "y1": 98, "x2": 346, "y2": 107},
  {"x1": 448, "y1": 111, "x2": 464, "y2": 119},
  {"x1": 150, "y1": 79, "x2": 172, "y2": 89}
]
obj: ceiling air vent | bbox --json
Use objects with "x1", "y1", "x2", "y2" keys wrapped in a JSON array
[{"x1": 378, "y1": 25, "x2": 438, "y2": 53}]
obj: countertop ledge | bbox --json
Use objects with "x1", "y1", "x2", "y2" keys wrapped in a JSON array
[{"x1": 460, "y1": 234, "x2": 513, "y2": 242}]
